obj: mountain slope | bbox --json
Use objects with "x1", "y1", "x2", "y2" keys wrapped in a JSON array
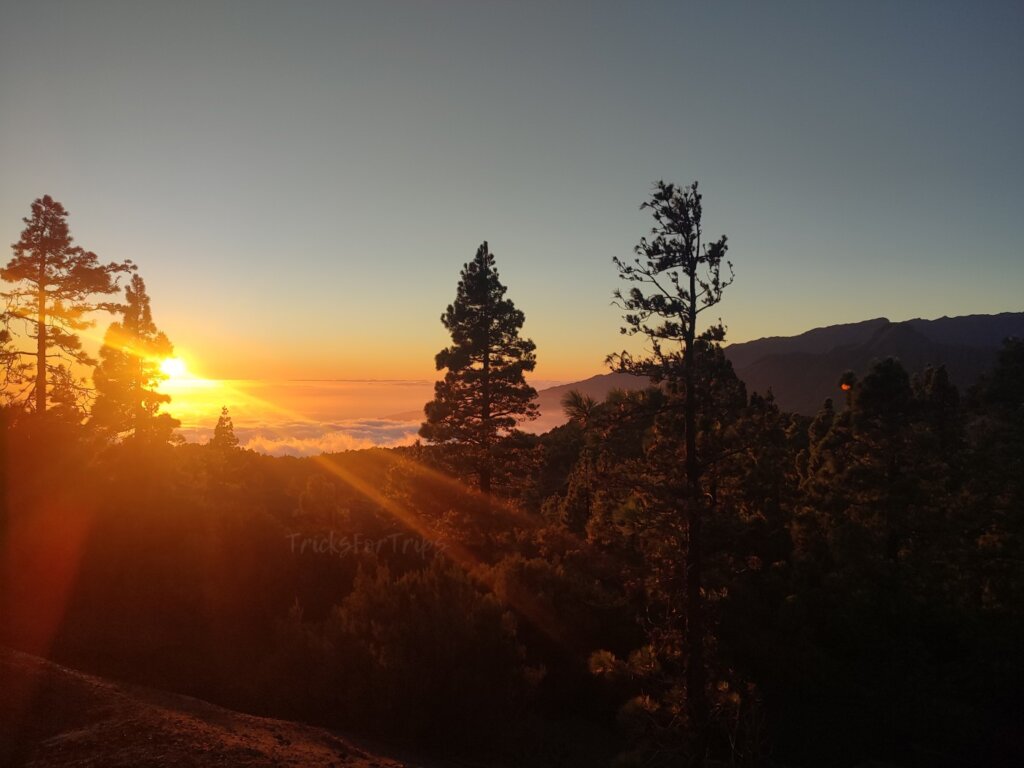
[
  {"x1": 0, "y1": 646, "x2": 416, "y2": 768},
  {"x1": 530, "y1": 372, "x2": 650, "y2": 431},
  {"x1": 527, "y1": 312, "x2": 1024, "y2": 424},
  {"x1": 728, "y1": 313, "x2": 1023, "y2": 413},
  {"x1": 724, "y1": 317, "x2": 890, "y2": 371}
]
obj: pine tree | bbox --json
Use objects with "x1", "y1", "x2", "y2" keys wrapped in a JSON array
[
  {"x1": 1, "y1": 196, "x2": 130, "y2": 413},
  {"x1": 210, "y1": 406, "x2": 239, "y2": 450},
  {"x1": 420, "y1": 242, "x2": 538, "y2": 493},
  {"x1": 92, "y1": 274, "x2": 180, "y2": 443},
  {"x1": 608, "y1": 181, "x2": 734, "y2": 754}
]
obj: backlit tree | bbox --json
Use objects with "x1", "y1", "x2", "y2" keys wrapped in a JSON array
[
  {"x1": 608, "y1": 180, "x2": 734, "y2": 755},
  {"x1": 420, "y1": 242, "x2": 538, "y2": 493},
  {"x1": 92, "y1": 274, "x2": 180, "y2": 443},
  {"x1": 210, "y1": 406, "x2": 239, "y2": 451},
  {"x1": 2, "y1": 196, "x2": 130, "y2": 413}
]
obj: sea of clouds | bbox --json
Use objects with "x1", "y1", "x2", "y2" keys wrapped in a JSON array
[
  {"x1": 179, "y1": 417, "x2": 422, "y2": 457},
  {"x1": 238, "y1": 419, "x2": 421, "y2": 456},
  {"x1": 169, "y1": 378, "x2": 567, "y2": 457}
]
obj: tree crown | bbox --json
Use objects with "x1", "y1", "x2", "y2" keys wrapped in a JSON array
[
  {"x1": 609, "y1": 181, "x2": 732, "y2": 382},
  {"x1": 421, "y1": 242, "x2": 538, "y2": 469}
]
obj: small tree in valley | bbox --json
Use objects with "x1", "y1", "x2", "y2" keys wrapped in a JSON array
[{"x1": 210, "y1": 406, "x2": 239, "y2": 451}]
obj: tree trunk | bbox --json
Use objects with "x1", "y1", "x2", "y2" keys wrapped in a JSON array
[
  {"x1": 35, "y1": 287, "x2": 46, "y2": 414},
  {"x1": 133, "y1": 353, "x2": 146, "y2": 438},
  {"x1": 481, "y1": 294, "x2": 492, "y2": 496},
  {"x1": 479, "y1": 462, "x2": 491, "y2": 495},
  {"x1": 684, "y1": 263, "x2": 708, "y2": 760}
]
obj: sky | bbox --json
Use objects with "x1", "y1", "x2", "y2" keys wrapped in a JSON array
[{"x1": 1, "y1": 1, "x2": 1022, "y2": 391}]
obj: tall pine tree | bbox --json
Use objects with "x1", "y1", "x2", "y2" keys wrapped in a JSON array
[
  {"x1": 2, "y1": 196, "x2": 130, "y2": 413},
  {"x1": 420, "y1": 241, "x2": 538, "y2": 493},
  {"x1": 609, "y1": 180, "x2": 734, "y2": 758}
]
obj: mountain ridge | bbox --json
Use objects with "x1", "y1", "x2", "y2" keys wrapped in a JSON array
[{"x1": 529, "y1": 311, "x2": 1023, "y2": 424}]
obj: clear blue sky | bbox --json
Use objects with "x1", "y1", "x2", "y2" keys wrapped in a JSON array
[{"x1": 2, "y1": 1, "x2": 1021, "y2": 381}]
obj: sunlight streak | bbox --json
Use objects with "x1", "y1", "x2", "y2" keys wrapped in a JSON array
[{"x1": 311, "y1": 452, "x2": 574, "y2": 648}]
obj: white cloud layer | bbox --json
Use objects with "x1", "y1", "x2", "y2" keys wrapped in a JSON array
[
  {"x1": 179, "y1": 418, "x2": 421, "y2": 457},
  {"x1": 238, "y1": 419, "x2": 421, "y2": 457}
]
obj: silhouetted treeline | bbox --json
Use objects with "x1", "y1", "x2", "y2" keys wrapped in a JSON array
[
  {"x1": 2, "y1": 190, "x2": 1023, "y2": 767},
  {"x1": 2, "y1": 343, "x2": 1022, "y2": 766}
]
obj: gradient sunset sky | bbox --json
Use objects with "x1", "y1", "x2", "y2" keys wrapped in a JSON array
[{"x1": 2, "y1": 1, "x2": 1021, "y2": 383}]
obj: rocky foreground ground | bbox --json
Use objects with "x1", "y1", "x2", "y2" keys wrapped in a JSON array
[{"x1": 0, "y1": 647, "x2": 420, "y2": 768}]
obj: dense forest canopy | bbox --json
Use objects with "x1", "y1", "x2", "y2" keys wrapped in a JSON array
[{"x1": 2, "y1": 192, "x2": 1022, "y2": 768}]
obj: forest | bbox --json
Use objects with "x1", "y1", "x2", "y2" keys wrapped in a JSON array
[{"x1": 2, "y1": 188, "x2": 1022, "y2": 768}]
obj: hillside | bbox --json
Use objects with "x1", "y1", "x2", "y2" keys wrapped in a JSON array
[
  {"x1": 528, "y1": 312, "x2": 1024, "y2": 422},
  {"x1": 0, "y1": 647, "x2": 416, "y2": 768},
  {"x1": 727, "y1": 312, "x2": 1024, "y2": 413},
  {"x1": 530, "y1": 372, "x2": 649, "y2": 431},
  {"x1": 724, "y1": 317, "x2": 891, "y2": 370}
]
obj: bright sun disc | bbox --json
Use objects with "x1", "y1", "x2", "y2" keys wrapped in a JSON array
[{"x1": 160, "y1": 357, "x2": 188, "y2": 378}]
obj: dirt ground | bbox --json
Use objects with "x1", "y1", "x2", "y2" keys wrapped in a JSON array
[{"x1": 0, "y1": 646, "x2": 416, "y2": 768}]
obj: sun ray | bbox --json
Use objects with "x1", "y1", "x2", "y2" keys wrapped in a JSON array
[{"x1": 311, "y1": 452, "x2": 575, "y2": 648}]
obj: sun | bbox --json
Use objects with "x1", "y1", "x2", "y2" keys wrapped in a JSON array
[{"x1": 160, "y1": 357, "x2": 188, "y2": 379}]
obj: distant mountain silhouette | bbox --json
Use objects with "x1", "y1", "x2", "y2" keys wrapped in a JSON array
[
  {"x1": 528, "y1": 312, "x2": 1024, "y2": 426},
  {"x1": 383, "y1": 409, "x2": 425, "y2": 422},
  {"x1": 724, "y1": 317, "x2": 891, "y2": 370},
  {"x1": 729, "y1": 312, "x2": 1023, "y2": 413}
]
